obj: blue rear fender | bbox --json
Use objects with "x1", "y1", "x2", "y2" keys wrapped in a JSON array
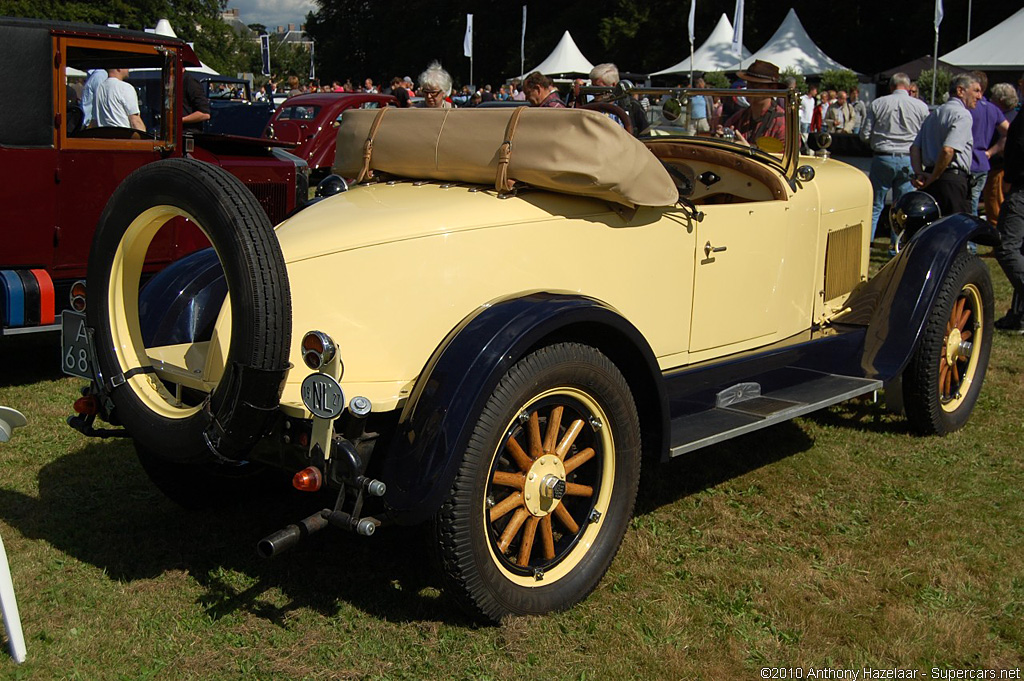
[{"x1": 378, "y1": 293, "x2": 668, "y2": 526}]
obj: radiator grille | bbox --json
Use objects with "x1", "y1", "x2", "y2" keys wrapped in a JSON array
[
  {"x1": 244, "y1": 181, "x2": 289, "y2": 226},
  {"x1": 823, "y1": 223, "x2": 863, "y2": 301}
]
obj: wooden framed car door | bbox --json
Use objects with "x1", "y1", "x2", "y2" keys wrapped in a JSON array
[
  {"x1": 53, "y1": 37, "x2": 177, "y2": 279},
  {"x1": 687, "y1": 201, "x2": 790, "y2": 355}
]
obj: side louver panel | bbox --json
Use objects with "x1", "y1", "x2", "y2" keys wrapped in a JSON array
[{"x1": 823, "y1": 223, "x2": 863, "y2": 302}]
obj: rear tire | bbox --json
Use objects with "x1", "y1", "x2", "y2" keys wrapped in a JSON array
[
  {"x1": 433, "y1": 343, "x2": 641, "y2": 622},
  {"x1": 135, "y1": 443, "x2": 289, "y2": 510},
  {"x1": 903, "y1": 250, "x2": 993, "y2": 435}
]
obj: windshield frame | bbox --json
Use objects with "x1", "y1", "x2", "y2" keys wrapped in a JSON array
[{"x1": 580, "y1": 84, "x2": 801, "y2": 185}]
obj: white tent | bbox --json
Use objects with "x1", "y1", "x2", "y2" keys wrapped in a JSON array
[
  {"x1": 742, "y1": 8, "x2": 849, "y2": 75},
  {"x1": 941, "y1": 7, "x2": 1024, "y2": 69},
  {"x1": 521, "y1": 30, "x2": 595, "y2": 78},
  {"x1": 149, "y1": 18, "x2": 220, "y2": 75},
  {"x1": 651, "y1": 14, "x2": 751, "y2": 76}
]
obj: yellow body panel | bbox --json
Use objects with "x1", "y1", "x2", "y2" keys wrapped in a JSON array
[
  {"x1": 269, "y1": 149, "x2": 870, "y2": 416},
  {"x1": 277, "y1": 184, "x2": 696, "y2": 412}
]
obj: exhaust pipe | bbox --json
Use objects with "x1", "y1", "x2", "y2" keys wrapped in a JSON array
[{"x1": 257, "y1": 510, "x2": 329, "y2": 558}]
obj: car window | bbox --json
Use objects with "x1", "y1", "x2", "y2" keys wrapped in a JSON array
[
  {"x1": 62, "y1": 39, "x2": 174, "y2": 146},
  {"x1": 277, "y1": 105, "x2": 320, "y2": 121},
  {"x1": 360, "y1": 102, "x2": 381, "y2": 109}
]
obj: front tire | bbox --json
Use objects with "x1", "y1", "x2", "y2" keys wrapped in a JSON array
[
  {"x1": 903, "y1": 250, "x2": 993, "y2": 435},
  {"x1": 433, "y1": 343, "x2": 641, "y2": 622}
]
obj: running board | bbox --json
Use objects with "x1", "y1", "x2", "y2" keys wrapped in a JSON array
[{"x1": 668, "y1": 370, "x2": 883, "y2": 457}]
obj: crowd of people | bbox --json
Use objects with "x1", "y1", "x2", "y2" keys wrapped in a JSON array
[{"x1": 80, "y1": 56, "x2": 1024, "y2": 334}]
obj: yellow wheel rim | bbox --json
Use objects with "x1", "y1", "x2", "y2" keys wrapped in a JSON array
[
  {"x1": 107, "y1": 206, "x2": 218, "y2": 420},
  {"x1": 482, "y1": 387, "x2": 615, "y2": 587},
  {"x1": 940, "y1": 282, "x2": 983, "y2": 412}
]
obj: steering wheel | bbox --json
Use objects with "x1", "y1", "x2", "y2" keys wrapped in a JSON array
[{"x1": 580, "y1": 101, "x2": 633, "y2": 136}]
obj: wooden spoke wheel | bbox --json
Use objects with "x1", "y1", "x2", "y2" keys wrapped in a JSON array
[
  {"x1": 939, "y1": 283, "x2": 983, "y2": 411},
  {"x1": 434, "y1": 343, "x2": 641, "y2": 622},
  {"x1": 485, "y1": 391, "x2": 610, "y2": 580},
  {"x1": 904, "y1": 250, "x2": 993, "y2": 435}
]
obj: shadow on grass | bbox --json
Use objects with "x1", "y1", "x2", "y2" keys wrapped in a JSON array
[
  {"x1": 0, "y1": 439, "x2": 469, "y2": 626},
  {"x1": 636, "y1": 420, "x2": 815, "y2": 517},
  {"x1": 0, "y1": 333, "x2": 64, "y2": 387},
  {"x1": 0, "y1": 406, "x2": 902, "y2": 627}
]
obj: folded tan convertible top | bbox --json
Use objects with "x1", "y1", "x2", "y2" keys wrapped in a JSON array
[{"x1": 333, "y1": 107, "x2": 679, "y2": 208}]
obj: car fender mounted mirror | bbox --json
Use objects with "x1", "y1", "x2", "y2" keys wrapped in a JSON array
[
  {"x1": 796, "y1": 165, "x2": 816, "y2": 183},
  {"x1": 316, "y1": 174, "x2": 349, "y2": 198}
]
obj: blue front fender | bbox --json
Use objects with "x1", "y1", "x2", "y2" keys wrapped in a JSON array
[{"x1": 854, "y1": 213, "x2": 998, "y2": 380}]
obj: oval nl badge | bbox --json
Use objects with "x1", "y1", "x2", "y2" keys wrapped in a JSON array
[{"x1": 301, "y1": 373, "x2": 345, "y2": 419}]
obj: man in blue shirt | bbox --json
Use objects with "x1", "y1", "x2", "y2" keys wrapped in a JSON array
[
  {"x1": 968, "y1": 71, "x2": 1009, "y2": 216},
  {"x1": 911, "y1": 73, "x2": 982, "y2": 216},
  {"x1": 861, "y1": 72, "x2": 930, "y2": 242},
  {"x1": 687, "y1": 76, "x2": 710, "y2": 135}
]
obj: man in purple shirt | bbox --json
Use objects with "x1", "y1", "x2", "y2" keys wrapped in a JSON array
[{"x1": 969, "y1": 71, "x2": 1009, "y2": 216}]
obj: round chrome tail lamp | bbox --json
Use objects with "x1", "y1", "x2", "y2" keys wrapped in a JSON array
[
  {"x1": 69, "y1": 280, "x2": 87, "y2": 312},
  {"x1": 301, "y1": 330, "x2": 336, "y2": 370}
]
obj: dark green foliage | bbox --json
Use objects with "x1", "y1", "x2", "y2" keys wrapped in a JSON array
[
  {"x1": 819, "y1": 69, "x2": 859, "y2": 94},
  {"x1": 918, "y1": 68, "x2": 954, "y2": 105}
]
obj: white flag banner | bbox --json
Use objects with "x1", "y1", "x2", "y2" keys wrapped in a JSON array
[
  {"x1": 688, "y1": 0, "x2": 696, "y2": 47},
  {"x1": 464, "y1": 14, "x2": 473, "y2": 58},
  {"x1": 934, "y1": 0, "x2": 943, "y2": 31},
  {"x1": 731, "y1": 0, "x2": 744, "y2": 58}
]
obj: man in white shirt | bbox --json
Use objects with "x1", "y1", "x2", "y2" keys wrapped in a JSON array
[
  {"x1": 93, "y1": 68, "x2": 145, "y2": 132},
  {"x1": 80, "y1": 68, "x2": 107, "y2": 127},
  {"x1": 799, "y1": 84, "x2": 817, "y2": 140}
]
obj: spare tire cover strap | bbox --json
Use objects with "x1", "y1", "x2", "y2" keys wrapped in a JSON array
[
  {"x1": 202, "y1": 361, "x2": 290, "y2": 461},
  {"x1": 108, "y1": 365, "x2": 156, "y2": 391}
]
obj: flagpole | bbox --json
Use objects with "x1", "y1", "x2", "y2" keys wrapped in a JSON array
[
  {"x1": 932, "y1": 0, "x2": 942, "y2": 105},
  {"x1": 521, "y1": 6, "x2": 527, "y2": 79},
  {"x1": 688, "y1": 0, "x2": 696, "y2": 87}
]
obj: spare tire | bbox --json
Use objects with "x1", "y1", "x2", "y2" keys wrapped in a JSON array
[{"x1": 87, "y1": 158, "x2": 291, "y2": 465}]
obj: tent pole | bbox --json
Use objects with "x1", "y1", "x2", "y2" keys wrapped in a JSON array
[
  {"x1": 689, "y1": 44, "x2": 694, "y2": 87},
  {"x1": 931, "y1": 35, "x2": 939, "y2": 105}
]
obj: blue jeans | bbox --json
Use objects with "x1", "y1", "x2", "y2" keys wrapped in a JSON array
[
  {"x1": 969, "y1": 170, "x2": 987, "y2": 216},
  {"x1": 869, "y1": 154, "x2": 914, "y2": 241}
]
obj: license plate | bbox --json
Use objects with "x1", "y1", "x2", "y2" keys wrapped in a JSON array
[
  {"x1": 61, "y1": 310, "x2": 94, "y2": 379},
  {"x1": 301, "y1": 373, "x2": 345, "y2": 419}
]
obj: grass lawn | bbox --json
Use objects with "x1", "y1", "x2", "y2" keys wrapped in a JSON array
[{"x1": 0, "y1": 255, "x2": 1022, "y2": 680}]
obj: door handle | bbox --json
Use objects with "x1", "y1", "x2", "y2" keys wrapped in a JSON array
[{"x1": 704, "y1": 241, "x2": 727, "y2": 258}]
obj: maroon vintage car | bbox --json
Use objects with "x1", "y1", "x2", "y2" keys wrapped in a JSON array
[
  {"x1": 264, "y1": 93, "x2": 396, "y2": 180},
  {"x1": 0, "y1": 17, "x2": 308, "y2": 335}
]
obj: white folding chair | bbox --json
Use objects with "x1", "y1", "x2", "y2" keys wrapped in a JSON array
[{"x1": 0, "y1": 406, "x2": 27, "y2": 664}]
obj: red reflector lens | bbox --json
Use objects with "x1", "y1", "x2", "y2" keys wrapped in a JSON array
[
  {"x1": 73, "y1": 395, "x2": 98, "y2": 415},
  {"x1": 302, "y1": 333, "x2": 325, "y2": 355},
  {"x1": 292, "y1": 466, "x2": 323, "y2": 492}
]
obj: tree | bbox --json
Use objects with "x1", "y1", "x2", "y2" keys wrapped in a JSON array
[
  {"x1": 780, "y1": 67, "x2": 807, "y2": 94},
  {"x1": 703, "y1": 71, "x2": 730, "y2": 89},
  {"x1": 819, "y1": 69, "x2": 859, "y2": 94},
  {"x1": 918, "y1": 69, "x2": 953, "y2": 106}
]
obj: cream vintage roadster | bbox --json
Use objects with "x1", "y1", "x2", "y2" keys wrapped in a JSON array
[{"x1": 63, "y1": 86, "x2": 998, "y2": 622}]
